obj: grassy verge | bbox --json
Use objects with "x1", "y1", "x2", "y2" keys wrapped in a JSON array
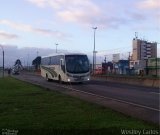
[{"x1": 0, "y1": 77, "x2": 158, "y2": 135}]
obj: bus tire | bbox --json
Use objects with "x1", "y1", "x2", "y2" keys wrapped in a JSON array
[
  {"x1": 58, "y1": 75, "x2": 62, "y2": 84},
  {"x1": 46, "y1": 74, "x2": 50, "y2": 82}
]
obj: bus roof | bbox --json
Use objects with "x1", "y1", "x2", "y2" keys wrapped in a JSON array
[{"x1": 41, "y1": 52, "x2": 87, "y2": 58}]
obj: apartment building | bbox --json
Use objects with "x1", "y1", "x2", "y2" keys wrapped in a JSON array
[{"x1": 132, "y1": 38, "x2": 157, "y2": 61}]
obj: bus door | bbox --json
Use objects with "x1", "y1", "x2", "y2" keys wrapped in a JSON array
[{"x1": 60, "y1": 59, "x2": 66, "y2": 78}]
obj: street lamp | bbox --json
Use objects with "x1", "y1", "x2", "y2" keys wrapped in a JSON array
[
  {"x1": 0, "y1": 45, "x2": 4, "y2": 78},
  {"x1": 55, "y1": 43, "x2": 58, "y2": 53},
  {"x1": 92, "y1": 27, "x2": 97, "y2": 75},
  {"x1": 156, "y1": 42, "x2": 160, "y2": 77},
  {"x1": 27, "y1": 53, "x2": 29, "y2": 70}
]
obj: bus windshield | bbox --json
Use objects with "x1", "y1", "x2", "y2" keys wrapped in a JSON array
[{"x1": 65, "y1": 55, "x2": 89, "y2": 74}]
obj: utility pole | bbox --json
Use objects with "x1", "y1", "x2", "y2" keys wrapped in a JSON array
[
  {"x1": 2, "y1": 49, "x2": 4, "y2": 77},
  {"x1": 156, "y1": 57, "x2": 157, "y2": 77},
  {"x1": 27, "y1": 53, "x2": 29, "y2": 70},
  {"x1": 156, "y1": 42, "x2": 159, "y2": 77},
  {"x1": 128, "y1": 52, "x2": 131, "y2": 74},
  {"x1": 104, "y1": 56, "x2": 107, "y2": 63},
  {"x1": 55, "y1": 43, "x2": 58, "y2": 53},
  {"x1": 0, "y1": 45, "x2": 4, "y2": 78},
  {"x1": 92, "y1": 27, "x2": 97, "y2": 75},
  {"x1": 104, "y1": 55, "x2": 107, "y2": 74}
]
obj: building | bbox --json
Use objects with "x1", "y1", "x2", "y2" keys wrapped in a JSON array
[
  {"x1": 117, "y1": 60, "x2": 129, "y2": 75},
  {"x1": 102, "y1": 62, "x2": 113, "y2": 74},
  {"x1": 112, "y1": 53, "x2": 120, "y2": 63},
  {"x1": 130, "y1": 60, "x2": 146, "y2": 74},
  {"x1": 95, "y1": 64, "x2": 102, "y2": 74},
  {"x1": 147, "y1": 58, "x2": 160, "y2": 76},
  {"x1": 132, "y1": 38, "x2": 157, "y2": 61}
]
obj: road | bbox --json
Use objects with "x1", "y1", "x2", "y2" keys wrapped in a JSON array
[{"x1": 13, "y1": 72, "x2": 160, "y2": 124}]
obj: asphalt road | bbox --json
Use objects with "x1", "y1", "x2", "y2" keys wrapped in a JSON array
[{"x1": 13, "y1": 72, "x2": 160, "y2": 124}]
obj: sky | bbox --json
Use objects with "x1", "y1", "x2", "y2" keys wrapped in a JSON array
[{"x1": 0, "y1": 0, "x2": 160, "y2": 55}]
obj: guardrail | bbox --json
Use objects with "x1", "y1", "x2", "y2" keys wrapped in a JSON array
[{"x1": 92, "y1": 75, "x2": 160, "y2": 88}]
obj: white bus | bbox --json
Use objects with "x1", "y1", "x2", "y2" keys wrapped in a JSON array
[{"x1": 41, "y1": 53, "x2": 90, "y2": 83}]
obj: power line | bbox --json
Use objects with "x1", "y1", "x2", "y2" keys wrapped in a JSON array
[
  {"x1": 98, "y1": 46, "x2": 132, "y2": 53},
  {"x1": 86, "y1": 46, "x2": 132, "y2": 54}
]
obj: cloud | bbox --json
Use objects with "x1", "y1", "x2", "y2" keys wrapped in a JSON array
[
  {"x1": 27, "y1": 0, "x2": 47, "y2": 8},
  {"x1": 28, "y1": 0, "x2": 99, "y2": 11},
  {"x1": 133, "y1": 0, "x2": 160, "y2": 28},
  {"x1": 0, "y1": 19, "x2": 69, "y2": 39},
  {"x1": 27, "y1": 0, "x2": 159, "y2": 30},
  {"x1": 32, "y1": 28, "x2": 68, "y2": 38},
  {"x1": 0, "y1": 31, "x2": 19, "y2": 40},
  {"x1": 136, "y1": 0, "x2": 160, "y2": 10},
  {"x1": 27, "y1": 0, "x2": 127, "y2": 29},
  {"x1": 28, "y1": 0, "x2": 100, "y2": 23},
  {"x1": 128, "y1": 12, "x2": 146, "y2": 21},
  {"x1": 0, "y1": 20, "x2": 32, "y2": 32}
]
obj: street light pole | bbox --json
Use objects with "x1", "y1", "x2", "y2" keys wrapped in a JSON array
[
  {"x1": 0, "y1": 45, "x2": 4, "y2": 78},
  {"x1": 55, "y1": 43, "x2": 58, "y2": 53},
  {"x1": 92, "y1": 27, "x2": 97, "y2": 75},
  {"x1": 156, "y1": 42, "x2": 159, "y2": 77},
  {"x1": 3, "y1": 50, "x2": 4, "y2": 77}
]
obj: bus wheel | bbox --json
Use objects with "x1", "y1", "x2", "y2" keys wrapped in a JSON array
[
  {"x1": 46, "y1": 74, "x2": 50, "y2": 82},
  {"x1": 58, "y1": 75, "x2": 62, "y2": 84}
]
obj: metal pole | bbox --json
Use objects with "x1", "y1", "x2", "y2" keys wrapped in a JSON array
[
  {"x1": 27, "y1": 53, "x2": 29, "y2": 70},
  {"x1": 155, "y1": 42, "x2": 159, "y2": 77},
  {"x1": 92, "y1": 27, "x2": 97, "y2": 75},
  {"x1": 156, "y1": 57, "x2": 157, "y2": 77},
  {"x1": 55, "y1": 43, "x2": 58, "y2": 53},
  {"x1": 95, "y1": 51, "x2": 96, "y2": 74},
  {"x1": 0, "y1": 45, "x2": 4, "y2": 78},
  {"x1": 2, "y1": 50, "x2": 4, "y2": 78},
  {"x1": 128, "y1": 52, "x2": 130, "y2": 75}
]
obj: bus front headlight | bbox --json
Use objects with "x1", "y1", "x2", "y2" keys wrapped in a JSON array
[{"x1": 67, "y1": 78, "x2": 71, "y2": 82}]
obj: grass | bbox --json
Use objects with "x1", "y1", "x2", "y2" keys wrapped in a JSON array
[{"x1": 0, "y1": 77, "x2": 158, "y2": 135}]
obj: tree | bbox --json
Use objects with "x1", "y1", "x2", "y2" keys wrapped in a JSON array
[
  {"x1": 13, "y1": 59, "x2": 23, "y2": 74},
  {"x1": 15, "y1": 59, "x2": 22, "y2": 66},
  {"x1": 32, "y1": 56, "x2": 41, "y2": 70}
]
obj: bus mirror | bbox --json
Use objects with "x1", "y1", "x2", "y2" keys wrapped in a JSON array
[
  {"x1": 60, "y1": 59, "x2": 65, "y2": 73},
  {"x1": 60, "y1": 59, "x2": 64, "y2": 65}
]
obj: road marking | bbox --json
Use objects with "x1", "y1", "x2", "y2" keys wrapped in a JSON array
[{"x1": 53, "y1": 83, "x2": 160, "y2": 112}]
